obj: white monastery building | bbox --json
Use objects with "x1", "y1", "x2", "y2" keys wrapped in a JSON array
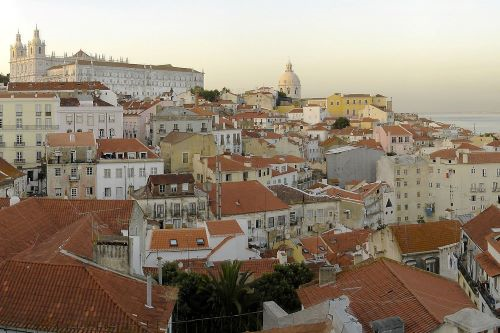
[{"x1": 10, "y1": 27, "x2": 204, "y2": 99}]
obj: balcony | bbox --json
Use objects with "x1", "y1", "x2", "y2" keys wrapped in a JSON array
[
  {"x1": 458, "y1": 259, "x2": 479, "y2": 295},
  {"x1": 1, "y1": 125, "x2": 59, "y2": 130},
  {"x1": 69, "y1": 175, "x2": 80, "y2": 181},
  {"x1": 201, "y1": 128, "x2": 208, "y2": 133},
  {"x1": 14, "y1": 142, "x2": 25, "y2": 147},
  {"x1": 158, "y1": 129, "x2": 167, "y2": 134},
  {"x1": 13, "y1": 159, "x2": 26, "y2": 165}
]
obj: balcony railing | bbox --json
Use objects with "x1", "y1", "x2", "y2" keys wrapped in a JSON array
[
  {"x1": 478, "y1": 282, "x2": 499, "y2": 313},
  {"x1": 13, "y1": 159, "x2": 26, "y2": 165},
  {"x1": 458, "y1": 259, "x2": 479, "y2": 295},
  {"x1": 201, "y1": 128, "x2": 208, "y2": 133},
  {"x1": 1, "y1": 125, "x2": 59, "y2": 130},
  {"x1": 14, "y1": 142, "x2": 25, "y2": 147},
  {"x1": 69, "y1": 175, "x2": 80, "y2": 181}
]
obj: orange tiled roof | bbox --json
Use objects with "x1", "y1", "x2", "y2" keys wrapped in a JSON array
[
  {"x1": 430, "y1": 148, "x2": 457, "y2": 160},
  {"x1": 381, "y1": 125, "x2": 412, "y2": 136},
  {"x1": 463, "y1": 206, "x2": 500, "y2": 251},
  {"x1": 0, "y1": 158, "x2": 24, "y2": 180},
  {"x1": 297, "y1": 258, "x2": 474, "y2": 333},
  {"x1": 46, "y1": 132, "x2": 96, "y2": 147},
  {"x1": 456, "y1": 142, "x2": 482, "y2": 151},
  {"x1": 321, "y1": 229, "x2": 371, "y2": 254},
  {"x1": 206, "y1": 219, "x2": 244, "y2": 236},
  {"x1": 487, "y1": 140, "x2": 500, "y2": 147},
  {"x1": 353, "y1": 138, "x2": 383, "y2": 151},
  {"x1": 475, "y1": 252, "x2": 500, "y2": 277},
  {"x1": 0, "y1": 258, "x2": 175, "y2": 332},
  {"x1": 150, "y1": 228, "x2": 209, "y2": 250},
  {"x1": 0, "y1": 92, "x2": 57, "y2": 99},
  {"x1": 253, "y1": 321, "x2": 332, "y2": 333},
  {"x1": 209, "y1": 181, "x2": 289, "y2": 216},
  {"x1": 97, "y1": 138, "x2": 159, "y2": 158},
  {"x1": 389, "y1": 220, "x2": 461, "y2": 254},
  {"x1": 8, "y1": 81, "x2": 109, "y2": 91}
]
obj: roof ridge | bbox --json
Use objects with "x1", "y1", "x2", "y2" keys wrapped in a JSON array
[
  {"x1": 207, "y1": 235, "x2": 235, "y2": 259},
  {"x1": 382, "y1": 258, "x2": 443, "y2": 325},
  {"x1": 86, "y1": 265, "x2": 150, "y2": 333}
]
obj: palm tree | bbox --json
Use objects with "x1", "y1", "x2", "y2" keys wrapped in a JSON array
[{"x1": 205, "y1": 261, "x2": 260, "y2": 332}]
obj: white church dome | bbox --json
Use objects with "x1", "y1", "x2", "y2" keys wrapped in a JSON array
[{"x1": 278, "y1": 61, "x2": 301, "y2": 99}]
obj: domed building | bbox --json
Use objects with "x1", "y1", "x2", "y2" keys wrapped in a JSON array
[{"x1": 278, "y1": 61, "x2": 301, "y2": 99}]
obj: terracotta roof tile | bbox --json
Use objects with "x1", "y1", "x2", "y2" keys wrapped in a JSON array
[
  {"x1": 46, "y1": 132, "x2": 96, "y2": 147},
  {"x1": 0, "y1": 259, "x2": 175, "y2": 332},
  {"x1": 381, "y1": 125, "x2": 412, "y2": 136},
  {"x1": 389, "y1": 220, "x2": 461, "y2": 254},
  {"x1": 8, "y1": 81, "x2": 110, "y2": 91},
  {"x1": 175, "y1": 258, "x2": 278, "y2": 279},
  {"x1": 476, "y1": 252, "x2": 500, "y2": 277},
  {"x1": 297, "y1": 258, "x2": 474, "y2": 333},
  {"x1": 253, "y1": 321, "x2": 332, "y2": 333},
  {"x1": 148, "y1": 173, "x2": 194, "y2": 185},
  {"x1": 209, "y1": 181, "x2": 289, "y2": 216},
  {"x1": 463, "y1": 206, "x2": 500, "y2": 251},
  {"x1": 0, "y1": 158, "x2": 25, "y2": 180},
  {"x1": 150, "y1": 228, "x2": 209, "y2": 250},
  {"x1": 206, "y1": 219, "x2": 244, "y2": 236},
  {"x1": 97, "y1": 138, "x2": 159, "y2": 159}
]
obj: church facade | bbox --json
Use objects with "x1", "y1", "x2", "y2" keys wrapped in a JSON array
[{"x1": 10, "y1": 27, "x2": 204, "y2": 99}]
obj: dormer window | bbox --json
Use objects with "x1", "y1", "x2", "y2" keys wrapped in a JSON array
[
  {"x1": 182, "y1": 183, "x2": 189, "y2": 192},
  {"x1": 170, "y1": 239, "x2": 178, "y2": 247},
  {"x1": 196, "y1": 238, "x2": 205, "y2": 246},
  {"x1": 140, "y1": 152, "x2": 147, "y2": 159},
  {"x1": 159, "y1": 185, "x2": 165, "y2": 193},
  {"x1": 171, "y1": 184, "x2": 177, "y2": 193},
  {"x1": 117, "y1": 153, "x2": 124, "y2": 159},
  {"x1": 128, "y1": 152, "x2": 136, "y2": 159}
]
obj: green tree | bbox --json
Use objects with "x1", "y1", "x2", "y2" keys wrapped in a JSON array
[
  {"x1": 277, "y1": 91, "x2": 287, "y2": 99},
  {"x1": 332, "y1": 117, "x2": 350, "y2": 129},
  {"x1": 190, "y1": 86, "x2": 221, "y2": 102},
  {"x1": 252, "y1": 263, "x2": 313, "y2": 313},
  {"x1": 0, "y1": 73, "x2": 9, "y2": 85}
]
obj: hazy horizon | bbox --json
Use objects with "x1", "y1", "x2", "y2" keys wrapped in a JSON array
[{"x1": 2, "y1": 0, "x2": 500, "y2": 115}]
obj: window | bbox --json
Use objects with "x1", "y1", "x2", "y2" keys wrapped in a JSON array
[
  {"x1": 70, "y1": 188, "x2": 78, "y2": 198},
  {"x1": 70, "y1": 150, "x2": 76, "y2": 163},
  {"x1": 116, "y1": 168, "x2": 122, "y2": 178},
  {"x1": 76, "y1": 114, "x2": 83, "y2": 124},
  {"x1": 16, "y1": 118, "x2": 22, "y2": 129},
  {"x1": 268, "y1": 217, "x2": 275, "y2": 228},
  {"x1": 86, "y1": 187, "x2": 93, "y2": 196},
  {"x1": 225, "y1": 174, "x2": 232, "y2": 181},
  {"x1": 99, "y1": 114, "x2": 105, "y2": 123},
  {"x1": 151, "y1": 167, "x2": 158, "y2": 175},
  {"x1": 55, "y1": 168, "x2": 61, "y2": 176},
  {"x1": 116, "y1": 187, "x2": 124, "y2": 198},
  {"x1": 436, "y1": 183, "x2": 440, "y2": 189},
  {"x1": 425, "y1": 258, "x2": 437, "y2": 273},
  {"x1": 104, "y1": 187, "x2": 112, "y2": 197},
  {"x1": 15, "y1": 104, "x2": 22, "y2": 116},
  {"x1": 170, "y1": 239, "x2": 178, "y2": 247},
  {"x1": 36, "y1": 151, "x2": 42, "y2": 161},
  {"x1": 104, "y1": 169, "x2": 111, "y2": 178},
  {"x1": 182, "y1": 152, "x2": 189, "y2": 164},
  {"x1": 159, "y1": 184, "x2": 165, "y2": 193},
  {"x1": 471, "y1": 195, "x2": 476, "y2": 202},
  {"x1": 171, "y1": 184, "x2": 177, "y2": 193},
  {"x1": 182, "y1": 183, "x2": 189, "y2": 192},
  {"x1": 139, "y1": 168, "x2": 146, "y2": 177},
  {"x1": 109, "y1": 115, "x2": 115, "y2": 123},
  {"x1": 55, "y1": 188, "x2": 62, "y2": 197},
  {"x1": 416, "y1": 168, "x2": 421, "y2": 174},
  {"x1": 128, "y1": 168, "x2": 134, "y2": 178},
  {"x1": 483, "y1": 169, "x2": 487, "y2": 177},
  {"x1": 278, "y1": 215, "x2": 285, "y2": 226},
  {"x1": 199, "y1": 201, "x2": 206, "y2": 211},
  {"x1": 36, "y1": 134, "x2": 42, "y2": 146},
  {"x1": 87, "y1": 115, "x2": 94, "y2": 126},
  {"x1": 471, "y1": 168, "x2": 476, "y2": 174},
  {"x1": 417, "y1": 191, "x2": 420, "y2": 198},
  {"x1": 392, "y1": 137, "x2": 397, "y2": 143},
  {"x1": 86, "y1": 167, "x2": 93, "y2": 175}
]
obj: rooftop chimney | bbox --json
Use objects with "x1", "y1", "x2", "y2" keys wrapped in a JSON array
[
  {"x1": 319, "y1": 265, "x2": 340, "y2": 286},
  {"x1": 157, "y1": 257, "x2": 163, "y2": 285},
  {"x1": 145, "y1": 275, "x2": 153, "y2": 308}
]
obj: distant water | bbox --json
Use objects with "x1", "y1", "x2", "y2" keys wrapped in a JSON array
[{"x1": 418, "y1": 112, "x2": 500, "y2": 134}]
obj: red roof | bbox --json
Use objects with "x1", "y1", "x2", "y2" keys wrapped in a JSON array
[
  {"x1": 389, "y1": 220, "x2": 461, "y2": 254},
  {"x1": 209, "y1": 181, "x2": 289, "y2": 216},
  {"x1": 46, "y1": 132, "x2": 96, "y2": 147},
  {"x1": 171, "y1": 258, "x2": 278, "y2": 279},
  {"x1": 297, "y1": 258, "x2": 474, "y2": 333},
  {"x1": 150, "y1": 228, "x2": 209, "y2": 251},
  {"x1": 0, "y1": 259, "x2": 176, "y2": 332},
  {"x1": 8, "y1": 81, "x2": 110, "y2": 91},
  {"x1": 206, "y1": 219, "x2": 244, "y2": 236},
  {"x1": 463, "y1": 206, "x2": 500, "y2": 251},
  {"x1": 97, "y1": 138, "x2": 159, "y2": 159}
]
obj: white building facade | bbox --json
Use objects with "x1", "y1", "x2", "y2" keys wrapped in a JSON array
[{"x1": 10, "y1": 27, "x2": 204, "y2": 99}]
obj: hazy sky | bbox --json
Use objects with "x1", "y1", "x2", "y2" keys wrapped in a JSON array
[{"x1": 2, "y1": 0, "x2": 500, "y2": 114}]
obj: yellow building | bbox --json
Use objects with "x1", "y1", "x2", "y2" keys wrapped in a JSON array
[
  {"x1": 326, "y1": 93, "x2": 390, "y2": 118},
  {"x1": 160, "y1": 132, "x2": 216, "y2": 173},
  {"x1": 0, "y1": 92, "x2": 59, "y2": 194}
]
